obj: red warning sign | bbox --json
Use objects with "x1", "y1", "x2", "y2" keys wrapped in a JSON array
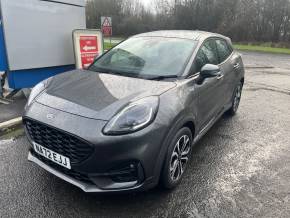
[
  {"x1": 101, "y1": 17, "x2": 112, "y2": 37},
  {"x1": 79, "y1": 36, "x2": 99, "y2": 69},
  {"x1": 102, "y1": 26, "x2": 112, "y2": 37}
]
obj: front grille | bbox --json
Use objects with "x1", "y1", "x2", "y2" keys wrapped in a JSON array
[
  {"x1": 31, "y1": 150, "x2": 94, "y2": 185},
  {"x1": 24, "y1": 118, "x2": 94, "y2": 164}
]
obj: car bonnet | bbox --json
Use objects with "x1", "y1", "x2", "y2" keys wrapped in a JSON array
[{"x1": 35, "y1": 69, "x2": 176, "y2": 120}]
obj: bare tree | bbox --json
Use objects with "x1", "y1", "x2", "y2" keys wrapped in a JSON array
[{"x1": 86, "y1": 0, "x2": 290, "y2": 44}]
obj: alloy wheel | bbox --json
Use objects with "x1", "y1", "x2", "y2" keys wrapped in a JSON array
[
  {"x1": 233, "y1": 84, "x2": 242, "y2": 112},
  {"x1": 169, "y1": 135, "x2": 191, "y2": 182}
]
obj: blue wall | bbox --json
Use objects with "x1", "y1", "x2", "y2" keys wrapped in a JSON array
[
  {"x1": 0, "y1": 19, "x2": 8, "y2": 71},
  {"x1": 8, "y1": 65, "x2": 75, "y2": 89}
]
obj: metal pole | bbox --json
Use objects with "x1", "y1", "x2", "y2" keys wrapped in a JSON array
[
  {"x1": 0, "y1": 75, "x2": 3, "y2": 98},
  {"x1": 0, "y1": 71, "x2": 5, "y2": 98}
]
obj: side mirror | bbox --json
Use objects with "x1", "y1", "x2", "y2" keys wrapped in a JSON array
[{"x1": 200, "y1": 64, "x2": 220, "y2": 79}]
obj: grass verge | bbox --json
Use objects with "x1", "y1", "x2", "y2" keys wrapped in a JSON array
[
  {"x1": 234, "y1": 44, "x2": 290, "y2": 55},
  {"x1": 104, "y1": 42, "x2": 118, "y2": 50}
]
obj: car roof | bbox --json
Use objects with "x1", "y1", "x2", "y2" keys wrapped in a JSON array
[{"x1": 132, "y1": 30, "x2": 229, "y2": 41}]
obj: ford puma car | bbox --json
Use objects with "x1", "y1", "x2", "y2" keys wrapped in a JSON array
[{"x1": 24, "y1": 31, "x2": 245, "y2": 193}]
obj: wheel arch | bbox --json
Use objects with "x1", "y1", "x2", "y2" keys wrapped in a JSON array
[
  {"x1": 152, "y1": 113, "x2": 197, "y2": 186},
  {"x1": 182, "y1": 120, "x2": 195, "y2": 140}
]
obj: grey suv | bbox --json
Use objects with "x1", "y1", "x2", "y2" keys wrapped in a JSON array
[{"x1": 24, "y1": 30, "x2": 245, "y2": 193}]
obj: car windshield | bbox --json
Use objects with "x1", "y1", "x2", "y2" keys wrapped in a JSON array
[{"x1": 89, "y1": 37, "x2": 197, "y2": 79}]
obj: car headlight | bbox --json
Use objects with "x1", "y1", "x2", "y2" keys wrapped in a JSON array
[
  {"x1": 103, "y1": 96, "x2": 159, "y2": 135},
  {"x1": 26, "y1": 78, "x2": 51, "y2": 108}
]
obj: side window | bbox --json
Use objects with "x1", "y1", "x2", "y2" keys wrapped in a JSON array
[
  {"x1": 195, "y1": 40, "x2": 219, "y2": 72},
  {"x1": 202, "y1": 40, "x2": 219, "y2": 65},
  {"x1": 215, "y1": 39, "x2": 232, "y2": 63},
  {"x1": 195, "y1": 50, "x2": 208, "y2": 73}
]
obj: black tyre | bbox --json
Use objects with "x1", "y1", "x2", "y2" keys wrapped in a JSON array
[
  {"x1": 227, "y1": 82, "x2": 243, "y2": 116},
  {"x1": 161, "y1": 127, "x2": 193, "y2": 189}
]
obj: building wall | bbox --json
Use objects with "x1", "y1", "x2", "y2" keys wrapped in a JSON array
[{"x1": 0, "y1": 0, "x2": 86, "y2": 71}]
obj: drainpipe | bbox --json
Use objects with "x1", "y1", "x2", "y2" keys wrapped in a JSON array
[{"x1": 0, "y1": 72, "x2": 3, "y2": 98}]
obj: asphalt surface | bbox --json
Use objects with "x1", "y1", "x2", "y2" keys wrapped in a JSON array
[{"x1": 1, "y1": 51, "x2": 290, "y2": 218}]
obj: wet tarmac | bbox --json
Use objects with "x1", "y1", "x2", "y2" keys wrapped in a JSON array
[{"x1": 1, "y1": 51, "x2": 290, "y2": 218}]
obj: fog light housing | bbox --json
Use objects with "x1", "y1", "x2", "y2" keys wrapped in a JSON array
[
  {"x1": 109, "y1": 162, "x2": 144, "y2": 183},
  {"x1": 89, "y1": 162, "x2": 145, "y2": 190}
]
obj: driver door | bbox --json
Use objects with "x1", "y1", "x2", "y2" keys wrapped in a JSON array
[{"x1": 194, "y1": 40, "x2": 225, "y2": 130}]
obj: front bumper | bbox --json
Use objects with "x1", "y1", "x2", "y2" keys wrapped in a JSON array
[
  {"x1": 24, "y1": 102, "x2": 168, "y2": 193},
  {"x1": 28, "y1": 151, "x2": 144, "y2": 193}
]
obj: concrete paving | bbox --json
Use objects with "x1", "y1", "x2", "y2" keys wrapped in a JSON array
[
  {"x1": 0, "y1": 95, "x2": 26, "y2": 123},
  {"x1": 0, "y1": 51, "x2": 290, "y2": 218}
]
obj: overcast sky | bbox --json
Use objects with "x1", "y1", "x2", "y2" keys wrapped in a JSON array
[{"x1": 142, "y1": 0, "x2": 154, "y2": 9}]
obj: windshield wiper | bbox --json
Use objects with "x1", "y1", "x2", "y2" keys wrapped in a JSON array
[
  {"x1": 146, "y1": 75, "x2": 178, "y2": 81},
  {"x1": 90, "y1": 66, "x2": 178, "y2": 81},
  {"x1": 90, "y1": 67, "x2": 143, "y2": 79},
  {"x1": 90, "y1": 67, "x2": 126, "y2": 76}
]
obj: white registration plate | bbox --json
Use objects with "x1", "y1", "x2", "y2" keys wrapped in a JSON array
[{"x1": 33, "y1": 142, "x2": 71, "y2": 169}]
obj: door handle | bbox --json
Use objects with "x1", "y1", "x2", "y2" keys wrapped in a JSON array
[
  {"x1": 234, "y1": 63, "x2": 240, "y2": 69},
  {"x1": 216, "y1": 73, "x2": 224, "y2": 80}
]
